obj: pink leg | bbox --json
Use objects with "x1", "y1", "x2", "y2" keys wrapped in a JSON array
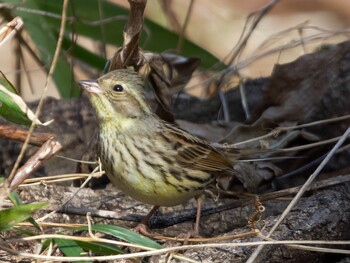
[
  {"x1": 133, "y1": 205, "x2": 159, "y2": 235},
  {"x1": 194, "y1": 196, "x2": 204, "y2": 236}
]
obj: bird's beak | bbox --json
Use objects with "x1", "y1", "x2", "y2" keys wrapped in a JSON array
[{"x1": 78, "y1": 80, "x2": 102, "y2": 94}]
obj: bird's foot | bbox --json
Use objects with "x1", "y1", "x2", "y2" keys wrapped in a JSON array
[
  {"x1": 132, "y1": 223, "x2": 154, "y2": 237},
  {"x1": 175, "y1": 229, "x2": 200, "y2": 244}
]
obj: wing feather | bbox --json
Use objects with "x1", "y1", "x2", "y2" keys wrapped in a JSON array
[{"x1": 161, "y1": 123, "x2": 234, "y2": 172}]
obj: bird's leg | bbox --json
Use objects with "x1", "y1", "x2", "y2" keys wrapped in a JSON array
[
  {"x1": 177, "y1": 195, "x2": 204, "y2": 242},
  {"x1": 194, "y1": 195, "x2": 204, "y2": 236},
  {"x1": 133, "y1": 205, "x2": 159, "y2": 236}
]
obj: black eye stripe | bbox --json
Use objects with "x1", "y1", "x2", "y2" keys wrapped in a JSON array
[{"x1": 113, "y1": 84, "x2": 124, "y2": 92}]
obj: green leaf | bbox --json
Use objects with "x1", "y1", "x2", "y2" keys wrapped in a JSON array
[
  {"x1": 0, "y1": 71, "x2": 19, "y2": 94},
  {"x1": 8, "y1": 191, "x2": 42, "y2": 232},
  {"x1": 8, "y1": 190, "x2": 23, "y2": 206},
  {"x1": 75, "y1": 241, "x2": 125, "y2": 255},
  {"x1": 8, "y1": 0, "x2": 220, "y2": 99},
  {"x1": 0, "y1": 202, "x2": 49, "y2": 232},
  {"x1": 14, "y1": 227, "x2": 37, "y2": 237},
  {"x1": 10, "y1": 0, "x2": 80, "y2": 98},
  {"x1": 0, "y1": 86, "x2": 31, "y2": 126},
  {"x1": 0, "y1": 72, "x2": 53, "y2": 126},
  {"x1": 40, "y1": 238, "x2": 53, "y2": 254},
  {"x1": 54, "y1": 238, "x2": 91, "y2": 263},
  {"x1": 62, "y1": 37, "x2": 106, "y2": 70},
  {"x1": 77, "y1": 224, "x2": 162, "y2": 249}
]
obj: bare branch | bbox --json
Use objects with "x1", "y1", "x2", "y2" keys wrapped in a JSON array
[{"x1": 9, "y1": 137, "x2": 62, "y2": 191}]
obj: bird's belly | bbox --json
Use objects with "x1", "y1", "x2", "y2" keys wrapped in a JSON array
[
  {"x1": 99, "y1": 134, "x2": 208, "y2": 206},
  {"x1": 107, "y1": 169, "x2": 202, "y2": 206}
]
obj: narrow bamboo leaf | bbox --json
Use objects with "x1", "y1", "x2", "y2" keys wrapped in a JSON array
[
  {"x1": 0, "y1": 88, "x2": 31, "y2": 126},
  {"x1": 10, "y1": 0, "x2": 80, "y2": 98},
  {"x1": 14, "y1": 227, "x2": 36, "y2": 237},
  {"x1": 0, "y1": 74, "x2": 53, "y2": 126},
  {"x1": 68, "y1": 0, "x2": 219, "y2": 68},
  {"x1": 40, "y1": 239, "x2": 53, "y2": 254},
  {"x1": 54, "y1": 238, "x2": 91, "y2": 263},
  {"x1": 8, "y1": 190, "x2": 23, "y2": 206},
  {"x1": 75, "y1": 241, "x2": 125, "y2": 255},
  {"x1": 8, "y1": 0, "x2": 221, "y2": 100},
  {"x1": 0, "y1": 202, "x2": 49, "y2": 232},
  {"x1": 0, "y1": 71, "x2": 19, "y2": 94},
  {"x1": 14, "y1": 0, "x2": 219, "y2": 69},
  {"x1": 8, "y1": 191, "x2": 42, "y2": 231},
  {"x1": 0, "y1": 88, "x2": 53, "y2": 126},
  {"x1": 77, "y1": 224, "x2": 162, "y2": 249}
]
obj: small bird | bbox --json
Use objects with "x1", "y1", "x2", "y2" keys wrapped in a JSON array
[{"x1": 78, "y1": 69, "x2": 236, "y2": 235}]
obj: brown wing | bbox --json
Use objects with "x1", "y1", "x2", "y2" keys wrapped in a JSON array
[{"x1": 162, "y1": 123, "x2": 234, "y2": 172}]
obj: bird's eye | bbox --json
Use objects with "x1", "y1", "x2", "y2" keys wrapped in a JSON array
[{"x1": 113, "y1": 84, "x2": 124, "y2": 92}]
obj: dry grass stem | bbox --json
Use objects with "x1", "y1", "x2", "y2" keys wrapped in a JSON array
[
  {"x1": 0, "y1": 16, "x2": 23, "y2": 47},
  {"x1": 214, "y1": 114, "x2": 350, "y2": 148},
  {"x1": 36, "y1": 163, "x2": 102, "y2": 222},
  {"x1": 1, "y1": 238, "x2": 350, "y2": 262},
  {"x1": 246, "y1": 126, "x2": 350, "y2": 262},
  {"x1": 18, "y1": 171, "x2": 105, "y2": 188},
  {"x1": 5, "y1": 0, "x2": 69, "y2": 192}
]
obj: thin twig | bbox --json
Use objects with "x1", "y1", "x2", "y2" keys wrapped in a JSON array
[
  {"x1": 18, "y1": 172, "x2": 104, "y2": 187},
  {"x1": 218, "y1": 90, "x2": 230, "y2": 123},
  {"x1": 14, "y1": 35, "x2": 21, "y2": 90},
  {"x1": 208, "y1": 1, "x2": 279, "y2": 123},
  {"x1": 175, "y1": 0, "x2": 194, "y2": 53},
  {"x1": 21, "y1": 172, "x2": 104, "y2": 184},
  {"x1": 3, "y1": 234, "x2": 155, "y2": 251},
  {"x1": 225, "y1": 0, "x2": 279, "y2": 65},
  {"x1": 261, "y1": 234, "x2": 350, "y2": 255},
  {"x1": 246, "y1": 127, "x2": 350, "y2": 263},
  {"x1": 5, "y1": 0, "x2": 69, "y2": 190},
  {"x1": 239, "y1": 79, "x2": 250, "y2": 119},
  {"x1": 10, "y1": 6, "x2": 127, "y2": 26},
  {"x1": 183, "y1": 26, "x2": 350, "y2": 94},
  {"x1": 230, "y1": 28, "x2": 350, "y2": 73},
  {"x1": 0, "y1": 8, "x2": 48, "y2": 73},
  {"x1": 1, "y1": 239, "x2": 350, "y2": 262},
  {"x1": 215, "y1": 114, "x2": 350, "y2": 148},
  {"x1": 36, "y1": 163, "x2": 101, "y2": 222}
]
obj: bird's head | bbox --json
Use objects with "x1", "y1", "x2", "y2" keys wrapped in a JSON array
[{"x1": 78, "y1": 69, "x2": 152, "y2": 124}]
